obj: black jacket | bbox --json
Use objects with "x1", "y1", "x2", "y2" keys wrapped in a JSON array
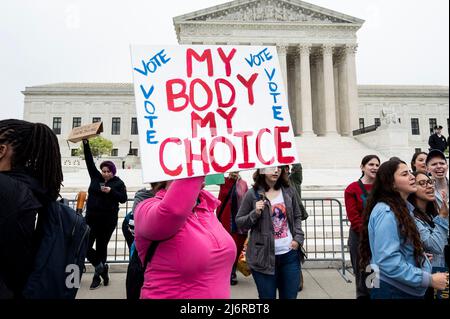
[
  {"x1": 0, "y1": 171, "x2": 49, "y2": 299},
  {"x1": 428, "y1": 133, "x2": 447, "y2": 152},
  {"x1": 83, "y1": 140, "x2": 128, "y2": 217}
]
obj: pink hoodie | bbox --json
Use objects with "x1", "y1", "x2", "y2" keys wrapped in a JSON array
[{"x1": 134, "y1": 176, "x2": 236, "y2": 299}]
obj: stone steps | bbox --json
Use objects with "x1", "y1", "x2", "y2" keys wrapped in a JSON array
[{"x1": 294, "y1": 135, "x2": 388, "y2": 170}]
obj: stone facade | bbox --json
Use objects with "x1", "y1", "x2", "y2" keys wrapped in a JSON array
[
  {"x1": 174, "y1": 0, "x2": 364, "y2": 137},
  {"x1": 22, "y1": 83, "x2": 449, "y2": 166},
  {"x1": 22, "y1": 83, "x2": 139, "y2": 169},
  {"x1": 357, "y1": 85, "x2": 449, "y2": 153},
  {"x1": 21, "y1": 0, "x2": 449, "y2": 169}
]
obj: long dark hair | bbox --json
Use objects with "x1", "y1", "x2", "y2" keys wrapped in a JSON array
[
  {"x1": 0, "y1": 119, "x2": 63, "y2": 200},
  {"x1": 359, "y1": 159, "x2": 425, "y2": 269},
  {"x1": 407, "y1": 171, "x2": 438, "y2": 228},
  {"x1": 252, "y1": 167, "x2": 289, "y2": 192},
  {"x1": 150, "y1": 181, "x2": 167, "y2": 192},
  {"x1": 359, "y1": 154, "x2": 380, "y2": 179},
  {"x1": 410, "y1": 151, "x2": 428, "y2": 172}
]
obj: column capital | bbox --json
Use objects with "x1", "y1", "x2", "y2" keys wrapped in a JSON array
[
  {"x1": 277, "y1": 45, "x2": 288, "y2": 55},
  {"x1": 297, "y1": 44, "x2": 312, "y2": 55},
  {"x1": 322, "y1": 44, "x2": 335, "y2": 55},
  {"x1": 344, "y1": 44, "x2": 358, "y2": 55}
]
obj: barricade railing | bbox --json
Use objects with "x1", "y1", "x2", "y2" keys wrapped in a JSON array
[
  {"x1": 69, "y1": 197, "x2": 351, "y2": 282},
  {"x1": 67, "y1": 199, "x2": 134, "y2": 263},
  {"x1": 300, "y1": 198, "x2": 351, "y2": 283}
]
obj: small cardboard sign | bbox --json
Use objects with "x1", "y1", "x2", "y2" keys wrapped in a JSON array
[{"x1": 67, "y1": 122, "x2": 103, "y2": 143}]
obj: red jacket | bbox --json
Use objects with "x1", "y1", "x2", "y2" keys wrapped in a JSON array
[{"x1": 344, "y1": 181, "x2": 372, "y2": 233}]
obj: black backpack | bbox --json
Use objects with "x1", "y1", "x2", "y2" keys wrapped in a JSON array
[
  {"x1": 22, "y1": 200, "x2": 90, "y2": 299},
  {"x1": 125, "y1": 241, "x2": 159, "y2": 300}
]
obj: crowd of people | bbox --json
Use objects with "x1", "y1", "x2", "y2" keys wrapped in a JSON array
[
  {"x1": 346, "y1": 150, "x2": 449, "y2": 299},
  {"x1": 1, "y1": 119, "x2": 449, "y2": 300}
]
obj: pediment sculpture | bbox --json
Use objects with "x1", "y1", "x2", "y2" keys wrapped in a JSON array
[{"x1": 190, "y1": 0, "x2": 351, "y2": 23}]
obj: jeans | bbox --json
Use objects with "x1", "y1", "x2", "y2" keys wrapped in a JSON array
[
  {"x1": 251, "y1": 249, "x2": 300, "y2": 299},
  {"x1": 370, "y1": 280, "x2": 424, "y2": 299}
]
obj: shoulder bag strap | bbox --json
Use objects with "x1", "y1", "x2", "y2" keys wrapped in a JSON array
[
  {"x1": 357, "y1": 179, "x2": 369, "y2": 198},
  {"x1": 143, "y1": 240, "x2": 159, "y2": 270}
]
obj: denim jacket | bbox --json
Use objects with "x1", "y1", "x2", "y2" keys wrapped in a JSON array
[
  {"x1": 368, "y1": 202, "x2": 432, "y2": 297},
  {"x1": 414, "y1": 214, "x2": 448, "y2": 268},
  {"x1": 434, "y1": 178, "x2": 449, "y2": 209}
]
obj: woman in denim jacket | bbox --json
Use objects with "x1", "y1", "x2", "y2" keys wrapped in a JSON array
[
  {"x1": 408, "y1": 172, "x2": 449, "y2": 268},
  {"x1": 408, "y1": 171, "x2": 449, "y2": 299},
  {"x1": 236, "y1": 166, "x2": 304, "y2": 299},
  {"x1": 359, "y1": 159, "x2": 448, "y2": 299}
]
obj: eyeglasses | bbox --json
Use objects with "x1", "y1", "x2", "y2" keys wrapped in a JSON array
[{"x1": 416, "y1": 179, "x2": 435, "y2": 187}]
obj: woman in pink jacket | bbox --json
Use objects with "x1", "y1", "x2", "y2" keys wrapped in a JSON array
[{"x1": 134, "y1": 176, "x2": 236, "y2": 299}]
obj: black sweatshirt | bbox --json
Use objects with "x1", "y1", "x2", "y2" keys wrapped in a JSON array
[
  {"x1": 0, "y1": 171, "x2": 48, "y2": 299},
  {"x1": 82, "y1": 140, "x2": 128, "y2": 217}
]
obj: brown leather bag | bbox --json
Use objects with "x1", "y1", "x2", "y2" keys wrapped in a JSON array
[{"x1": 237, "y1": 238, "x2": 251, "y2": 277}]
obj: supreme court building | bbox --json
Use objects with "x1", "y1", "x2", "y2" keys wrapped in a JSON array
[{"x1": 23, "y1": 0, "x2": 449, "y2": 169}]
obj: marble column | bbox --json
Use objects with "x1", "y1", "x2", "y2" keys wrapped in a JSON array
[
  {"x1": 311, "y1": 52, "x2": 324, "y2": 135},
  {"x1": 345, "y1": 44, "x2": 359, "y2": 134},
  {"x1": 337, "y1": 48, "x2": 350, "y2": 136},
  {"x1": 288, "y1": 58, "x2": 298, "y2": 134},
  {"x1": 322, "y1": 44, "x2": 338, "y2": 135},
  {"x1": 298, "y1": 44, "x2": 314, "y2": 136},
  {"x1": 277, "y1": 45, "x2": 288, "y2": 90}
]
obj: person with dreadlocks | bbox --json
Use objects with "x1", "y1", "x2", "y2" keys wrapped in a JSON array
[
  {"x1": 359, "y1": 159, "x2": 448, "y2": 299},
  {"x1": 0, "y1": 119, "x2": 63, "y2": 299},
  {"x1": 82, "y1": 138, "x2": 127, "y2": 290}
]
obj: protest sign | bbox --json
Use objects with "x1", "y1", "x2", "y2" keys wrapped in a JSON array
[
  {"x1": 131, "y1": 45, "x2": 298, "y2": 182},
  {"x1": 67, "y1": 122, "x2": 103, "y2": 143}
]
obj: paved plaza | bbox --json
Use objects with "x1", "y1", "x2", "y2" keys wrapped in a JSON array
[{"x1": 76, "y1": 267, "x2": 355, "y2": 299}]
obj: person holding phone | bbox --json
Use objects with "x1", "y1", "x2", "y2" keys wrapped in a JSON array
[
  {"x1": 236, "y1": 166, "x2": 305, "y2": 299},
  {"x1": 82, "y1": 139, "x2": 128, "y2": 290}
]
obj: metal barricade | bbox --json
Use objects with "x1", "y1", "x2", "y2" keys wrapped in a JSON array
[
  {"x1": 70, "y1": 196, "x2": 351, "y2": 283},
  {"x1": 67, "y1": 198, "x2": 134, "y2": 264},
  {"x1": 301, "y1": 198, "x2": 351, "y2": 283}
]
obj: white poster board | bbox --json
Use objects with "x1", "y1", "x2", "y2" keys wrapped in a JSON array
[{"x1": 130, "y1": 45, "x2": 299, "y2": 183}]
